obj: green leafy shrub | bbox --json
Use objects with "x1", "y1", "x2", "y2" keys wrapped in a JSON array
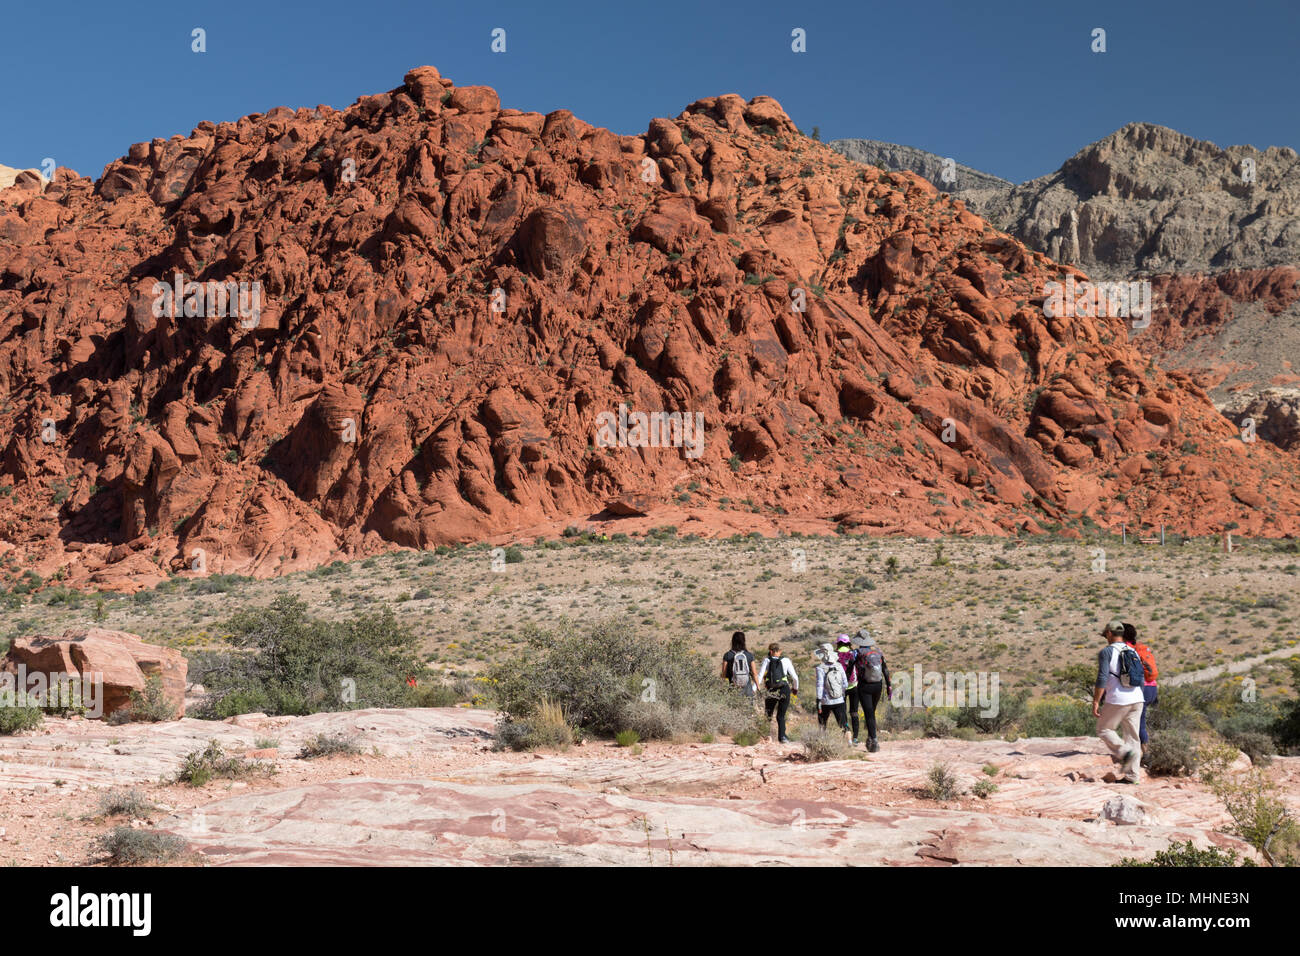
[
  {"x1": 0, "y1": 706, "x2": 43, "y2": 735},
  {"x1": 176, "y1": 741, "x2": 273, "y2": 786},
  {"x1": 490, "y1": 619, "x2": 755, "y2": 740},
  {"x1": 194, "y1": 595, "x2": 421, "y2": 717},
  {"x1": 494, "y1": 698, "x2": 573, "y2": 751},
  {"x1": 1118, "y1": 840, "x2": 1254, "y2": 868},
  {"x1": 126, "y1": 674, "x2": 177, "y2": 722},
  {"x1": 922, "y1": 762, "x2": 961, "y2": 801},
  {"x1": 615, "y1": 729, "x2": 640, "y2": 747},
  {"x1": 1020, "y1": 695, "x2": 1094, "y2": 737},
  {"x1": 1143, "y1": 729, "x2": 1197, "y2": 776}
]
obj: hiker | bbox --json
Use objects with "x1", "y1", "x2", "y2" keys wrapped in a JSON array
[
  {"x1": 850, "y1": 629, "x2": 892, "y2": 752},
  {"x1": 814, "y1": 642, "x2": 849, "y2": 733},
  {"x1": 757, "y1": 642, "x2": 799, "y2": 743},
  {"x1": 1092, "y1": 619, "x2": 1146, "y2": 784},
  {"x1": 1123, "y1": 622, "x2": 1159, "y2": 752},
  {"x1": 721, "y1": 631, "x2": 759, "y2": 700},
  {"x1": 834, "y1": 635, "x2": 861, "y2": 743}
]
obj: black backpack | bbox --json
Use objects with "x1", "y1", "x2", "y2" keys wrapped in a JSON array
[{"x1": 765, "y1": 656, "x2": 789, "y2": 692}]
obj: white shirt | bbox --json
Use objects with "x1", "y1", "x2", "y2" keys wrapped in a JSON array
[
  {"x1": 756, "y1": 656, "x2": 799, "y2": 693},
  {"x1": 1100, "y1": 642, "x2": 1145, "y2": 706}
]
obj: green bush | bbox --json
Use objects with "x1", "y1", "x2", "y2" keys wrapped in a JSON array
[
  {"x1": 798, "y1": 725, "x2": 854, "y2": 762},
  {"x1": 924, "y1": 709, "x2": 959, "y2": 738},
  {"x1": 195, "y1": 595, "x2": 421, "y2": 717},
  {"x1": 126, "y1": 674, "x2": 177, "y2": 722},
  {"x1": 494, "y1": 698, "x2": 573, "y2": 751},
  {"x1": 615, "y1": 729, "x2": 640, "y2": 747},
  {"x1": 956, "y1": 691, "x2": 1027, "y2": 734},
  {"x1": 0, "y1": 706, "x2": 43, "y2": 735},
  {"x1": 1143, "y1": 729, "x2": 1197, "y2": 776},
  {"x1": 177, "y1": 741, "x2": 273, "y2": 786},
  {"x1": 922, "y1": 762, "x2": 961, "y2": 801},
  {"x1": 490, "y1": 619, "x2": 755, "y2": 740},
  {"x1": 1118, "y1": 840, "x2": 1254, "y2": 868},
  {"x1": 1020, "y1": 695, "x2": 1094, "y2": 737}
]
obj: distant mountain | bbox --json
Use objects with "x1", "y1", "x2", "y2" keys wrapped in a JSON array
[{"x1": 827, "y1": 139, "x2": 1011, "y2": 201}]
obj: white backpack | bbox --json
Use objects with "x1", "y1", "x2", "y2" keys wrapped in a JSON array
[
  {"x1": 823, "y1": 663, "x2": 846, "y2": 699},
  {"x1": 731, "y1": 651, "x2": 751, "y2": 687}
]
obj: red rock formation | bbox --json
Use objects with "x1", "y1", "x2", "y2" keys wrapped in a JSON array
[
  {"x1": 3, "y1": 67, "x2": 1300, "y2": 588},
  {"x1": 2, "y1": 627, "x2": 187, "y2": 718}
]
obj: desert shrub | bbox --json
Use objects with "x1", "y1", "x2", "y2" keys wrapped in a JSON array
[
  {"x1": 972, "y1": 778, "x2": 998, "y2": 799},
  {"x1": 195, "y1": 595, "x2": 421, "y2": 717},
  {"x1": 880, "y1": 700, "x2": 926, "y2": 733},
  {"x1": 922, "y1": 762, "x2": 961, "y2": 801},
  {"x1": 298, "y1": 733, "x2": 364, "y2": 759},
  {"x1": 956, "y1": 691, "x2": 1027, "y2": 734},
  {"x1": 1143, "y1": 728, "x2": 1197, "y2": 776},
  {"x1": 97, "y1": 827, "x2": 188, "y2": 865},
  {"x1": 1020, "y1": 695, "x2": 1094, "y2": 737},
  {"x1": 0, "y1": 705, "x2": 43, "y2": 735},
  {"x1": 494, "y1": 698, "x2": 573, "y2": 751},
  {"x1": 1147, "y1": 682, "x2": 1232, "y2": 736},
  {"x1": 412, "y1": 681, "x2": 464, "y2": 708},
  {"x1": 1227, "y1": 730, "x2": 1276, "y2": 766},
  {"x1": 490, "y1": 619, "x2": 755, "y2": 740},
  {"x1": 126, "y1": 674, "x2": 177, "y2": 722},
  {"x1": 1199, "y1": 747, "x2": 1299, "y2": 865},
  {"x1": 924, "y1": 709, "x2": 958, "y2": 738},
  {"x1": 1118, "y1": 840, "x2": 1254, "y2": 868},
  {"x1": 503, "y1": 546, "x2": 524, "y2": 564},
  {"x1": 98, "y1": 789, "x2": 155, "y2": 818},
  {"x1": 1270, "y1": 659, "x2": 1300, "y2": 754},
  {"x1": 615, "y1": 729, "x2": 640, "y2": 747},
  {"x1": 798, "y1": 725, "x2": 854, "y2": 762},
  {"x1": 732, "y1": 728, "x2": 760, "y2": 746},
  {"x1": 177, "y1": 741, "x2": 273, "y2": 786}
]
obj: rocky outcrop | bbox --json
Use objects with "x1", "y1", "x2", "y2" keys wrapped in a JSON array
[
  {"x1": 979, "y1": 123, "x2": 1300, "y2": 278},
  {"x1": 2, "y1": 627, "x2": 187, "y2": 718},
  {"x1": 5, "y1": 71, "x2": 1300, "y2": 589},
  {"x1": 0, "y1": 707, "x2": 1279, "y2": 866},
  {"x1": 827, "y1": 139, "x2": 1011, "y2": 205}
]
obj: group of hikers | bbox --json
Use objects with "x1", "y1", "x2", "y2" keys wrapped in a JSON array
[
  {"x1": 721, "y1": 630, "x2": 892, "y2": 751},
  {"x1": 720, "y1": 619, "x2": 1160, "y2": 782}
]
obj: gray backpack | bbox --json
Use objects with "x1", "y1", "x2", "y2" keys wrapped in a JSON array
[
  {"x1": 823, "y1": 663, "x2": 846, "y2": 699},
  {"x1": 731, "y1": 651, "x2": 751, "y2": 687}
]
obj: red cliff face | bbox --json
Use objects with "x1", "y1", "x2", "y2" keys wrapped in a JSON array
[{"x1": 2, "y1": 66, "x2": 1297, "y2": 588}]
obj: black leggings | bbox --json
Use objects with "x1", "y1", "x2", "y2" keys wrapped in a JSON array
[
  {"x1": 818, "y1": 701, "x2": 848, "y2": 731},
  {"x1": 764, "y1": 692, "x2": 791, "y2": 739},
  {"x1": 852, "y1": 682, "x2": 884, "y2": 740}
]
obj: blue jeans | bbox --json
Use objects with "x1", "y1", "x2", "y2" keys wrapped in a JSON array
[{"x1": 1140, "y1": 685, "x2": 1158, "y2": 744}]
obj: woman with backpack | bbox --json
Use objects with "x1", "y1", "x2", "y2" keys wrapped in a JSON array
[
  {"x1": 757, "y1": 643, "x2": 800, "y2": 743},
  {"x1": 721, "y1": 631, "x2": 759, "y2": 700},
  {"x1": 851, "y1": 630, "x2": 891, "y2": 752},
  {"x1": 835, "y1": 635, "x2": 862, "y2": 744},
  {"x1": 814, "y1": 643, "x2": 850, "y2": 734},
  {"x1": 1123, "y1": 622, "x2": 1158, "y2": 753}
]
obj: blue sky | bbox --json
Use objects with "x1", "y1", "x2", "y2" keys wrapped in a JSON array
[{"x1": 3, "y1": 0, "x2": 1297, "y2": 184}]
